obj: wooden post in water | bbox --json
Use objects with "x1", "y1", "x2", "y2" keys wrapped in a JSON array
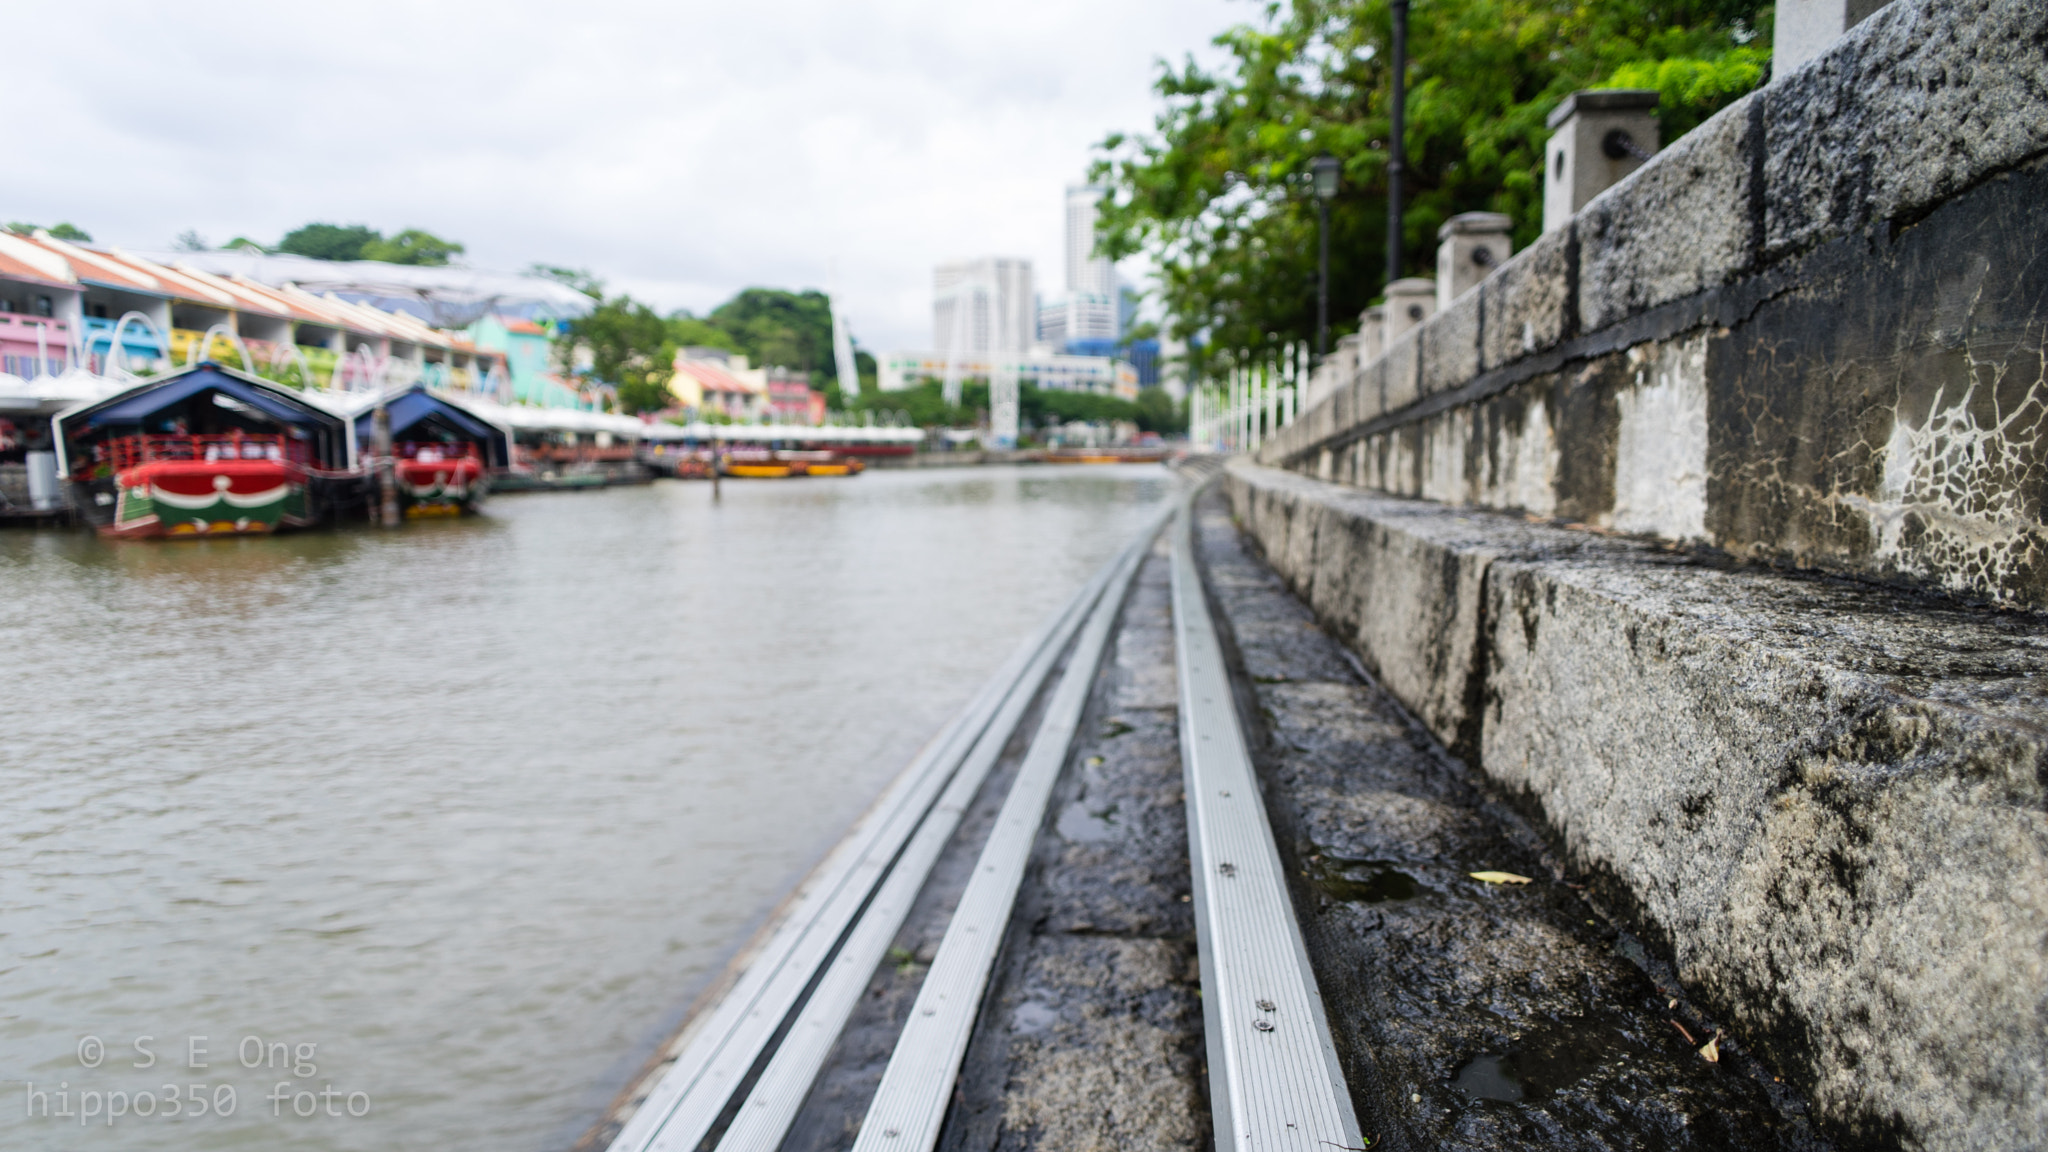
[
  {"x1": 711, "y1": 433, "x2": 722, "y2": 502},
  {"x1": 372, "y1": 400, "x2": 399, "y2": 527}
]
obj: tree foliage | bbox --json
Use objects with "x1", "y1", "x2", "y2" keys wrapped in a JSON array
[
  {"x1": 527, "y1": 264, "x2": 605, "y2": 299},
  {"x1": 852, "y1": 380, "x2": 1151, "y2": 432},
  {"x1": 1133, "y1": 385, "x2": 1185, "y2": 433},
  {"x1": 361, "y1": 228, "x2": 465, "y2": 265},
  {"x1": 276, "y1": 222, "x2": 465, "y2": 265},
  {"x1": 1092, "y1": 0, "x2": 1770, "y2": 363},
  {"x1": 708, "y1": 289, "x2": 838, "y2": 380},
  {"x1": 277, "y1": 223, "x2": 379, "y2": 261},
  {"x1": 7, "y1": 222, "x2": 92, "y2": 241},
  {"x1": 562, "y1": 287, "x2": 872, "y2": 413},
  {"x1": 564, "y1": 295, "x2": 675, "y2": 415}
]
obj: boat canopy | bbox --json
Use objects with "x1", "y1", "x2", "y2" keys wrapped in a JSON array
[
  {"x1": 55, "y1": 362, "x2": 351, "y2": 473},
  {"x1": 348, "y1": 386, "x2": 510, "y2": 469}
]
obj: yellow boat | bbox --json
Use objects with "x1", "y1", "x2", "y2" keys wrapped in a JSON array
[
  {"x1": 804, "y1": 463, "x2": 852, "y2": 476},
  {"x1": 724, "y1": 463, "x2": 792, "y2": 479}
]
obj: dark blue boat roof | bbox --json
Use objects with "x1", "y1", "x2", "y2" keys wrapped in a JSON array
[
  {"x1": 81, "y1": 364, "x2": 341, "y2": 431},
  {"x1": 352, "y1": 386, "x2": 500, "y2": 443}
]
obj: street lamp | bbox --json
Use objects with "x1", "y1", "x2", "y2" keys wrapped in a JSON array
[
  {"x1": 1387, "y1": 0, "x2": 1409, "y2": 289},
  {"x1": 1311, "y1": 153, "x2": 1340, "y2": 359}
]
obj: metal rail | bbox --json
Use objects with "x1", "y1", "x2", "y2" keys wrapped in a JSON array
[
  {"x1": 845, "y1": 501, "x2": 1171, "y2": 1152},
  {"x1": 1169, "y1": 497, "x2": 1362, "y2": 1152},
  {"x1": 605, "y1": 556, "x2": 1111, "y2": 1152}
]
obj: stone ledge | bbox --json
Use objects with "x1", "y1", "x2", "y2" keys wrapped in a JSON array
[{"x1": 1224, "y1": 458, "x2": 2048, "y2": 1152}]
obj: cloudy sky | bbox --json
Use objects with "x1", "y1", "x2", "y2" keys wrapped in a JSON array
[{"x1": 6, "y1": 0, "x2": 1244, "y2": 351}]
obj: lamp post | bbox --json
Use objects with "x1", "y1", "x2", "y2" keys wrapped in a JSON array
[
  {"x1": 1310, "y1": 152, "x2": 1341, "y2": 360},
  {"x1": 1387, "y1": 0, "x2": 1409, "y2": 288}
]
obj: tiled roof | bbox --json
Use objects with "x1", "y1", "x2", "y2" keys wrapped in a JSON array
[{"x1": 674, "y1": 359, "x2": 765, "y2": 395}]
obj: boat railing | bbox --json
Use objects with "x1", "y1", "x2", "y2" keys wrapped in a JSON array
[
  {"x1": 106, "y1": 432, "x2": 308, "y2": 472},
  {"x1": 394, "y1": 441, "x2": 480, "y2": 463}
]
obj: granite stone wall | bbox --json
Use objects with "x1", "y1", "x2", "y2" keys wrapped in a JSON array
[{"x1": 1224, "y1": 460, "x2": 2048, "y2": 1152}]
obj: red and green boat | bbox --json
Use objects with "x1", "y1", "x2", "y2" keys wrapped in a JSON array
[
  {"x1": 103, "y1": 432, "x2": 314, "y2": 537},
  {"x1": 57, "y1": 363, "x2": 354, "y2": 538},
  {"x1": 344, "y1": 385, "x2": 509, "y2": 517}
]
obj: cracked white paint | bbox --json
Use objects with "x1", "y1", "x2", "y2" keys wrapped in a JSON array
[
  {"x1": 1856, "y1": 360, "x2": 2048, "y2": 596},
  {"x1": 1612, "y1": 336, "x2": 1709, "y2": 540}
]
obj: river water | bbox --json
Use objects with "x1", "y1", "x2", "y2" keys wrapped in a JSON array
[{"x1": 0, "y1": 464, "x2": 1173, "y2": 1152}]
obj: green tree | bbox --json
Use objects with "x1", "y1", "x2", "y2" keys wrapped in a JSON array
[
  {"x1": 667, "y1": 313, "x2": 740, "y2": 353},
  {"x1": 709, "y1": 289, "x2": 838, "y2": 383},
  {"x1": 6, "y1": 222, "x2": 92, "y2": 241},
  {"x1": 360, "y1": 228, "x2": 465, "y2": 266},
  {"x1": 1133, "y1": 385, "x2": 1184, "y2": 433},
  {"x1": 528, "y1": 264, "x2": 605, "y2": 299},
  {"x1": 1025, "y1": 385, "x2": 1142, "y2": 427},
  {"x1": 564, "y1": 295, "x2": 676, "y2": 415},
  {"x1": 1093, "y1": 0, "x2": 1770, "y2": 364},
  {"x1": 277, "y1": 223, "x2": 380, "y2": 261}
]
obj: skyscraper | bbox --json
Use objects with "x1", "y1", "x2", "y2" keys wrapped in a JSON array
[
  {"x1": 1043, "y1": 185, "x2": 1119, "y2": 347},
  {"x1": 933, "y1": 257, "x2": 1034, "y2": 357}
]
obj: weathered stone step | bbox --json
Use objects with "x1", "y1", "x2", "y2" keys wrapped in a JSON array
[
  {"x1": 1197, "y1": 485, "x2": 1823, "y2": 1150},
  {"x1": 1225, "y1": 459, "x2": 2048, "y2": 1151}
]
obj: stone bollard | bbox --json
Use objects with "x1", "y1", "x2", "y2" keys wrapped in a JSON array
[
  {"x1": 1383, "y1": 278, "x2": 1437, "y2": 342},
  {"x1": 1436, "y1": 212, "x2": 1515, "y2": 309},
  {"x1": 1357, "y1": 305, "x2": 1386, "y2": 365},
  {"x1": 1542, "y1": 89, "x2": 1660, "y2": 234},
  {"x1": 1775, "y1": 0, "x2": 1893, "y2": 75},
  {"x1": 1333, "y1": 332, "x2": 1362, "y2": 376}
]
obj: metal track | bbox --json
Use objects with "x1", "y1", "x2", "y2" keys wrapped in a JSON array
[
  {"x1": 605, "y1": 551, "x2": 1114, "y2": 1152},
  {"x1": 1169, "y1": 497, "x2": 1362, "y2": 1152},
  {"x1": 846, "y1": 504, "x2": 1167, "y2": 1152}
]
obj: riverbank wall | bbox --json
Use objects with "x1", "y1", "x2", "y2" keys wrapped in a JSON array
[{"x1": 1233, "y1": 3, "x2": 2048, "y2": 1146}]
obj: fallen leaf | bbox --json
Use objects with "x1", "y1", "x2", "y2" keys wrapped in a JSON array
[
  {"x1": 1470, "y1": 871, "x2": 1533, "y2": 885},
  {"x1": 1700, "y1": 1036, "x2": 1720, "y2": 1063}
]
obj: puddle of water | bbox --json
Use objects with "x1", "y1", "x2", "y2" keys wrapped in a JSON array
[
  {"x1": 1057, "y1": 801, "x2": 1120, "y2": 843},
  {"x1": 1307, "y1": 851, "x2": 1419, "y2": 903},
  {"x1": 1011, "y1": 1000, "x2": 1060, "y2": 1035},
  {"x1": 1453, "y1": 1017, "x2": 1632, "y2": 1103},
  {"x1": 1453, "y1": 1054, "x2": 1524, "y2": 1102}
]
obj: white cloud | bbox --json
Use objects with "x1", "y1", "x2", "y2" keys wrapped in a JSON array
[{"x1": 4, "y1": 0, "x2": 1240, "y2": 350}]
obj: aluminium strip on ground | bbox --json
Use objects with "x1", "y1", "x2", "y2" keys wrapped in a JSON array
[
  {"x1": 847, "y1": 498, "x2": 1177, "y2": 1152},
  {"x1": 716, "y1": 503, "x2": 1174, "y2": 1152},
  {"x1": 1170, "y1": 497, "x2": 1363, "y2": 1152},
  {"x1": 689, "y1": 529, "x2": 1133, "y2": 1152},
  {"x1": 604, "y1": 564, "x2": 1105, "y2": 1152}
]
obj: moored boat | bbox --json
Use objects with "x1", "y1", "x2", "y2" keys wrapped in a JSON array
[
  {"x1": 717, "y1": 448, "x2": 865, "y2": 479},
  {"x1": 1041, "y1": 447, "x2": 1167, "y2": 465},
  {"x1": 778, "y1": 450, "x2": 865, "y2": 477},
  {"x1": 339, "y1": 385, "x2": 510, "y2": 517},
  {"x1": 56, "y1": 362, "x2": 353, "y2": 538}
]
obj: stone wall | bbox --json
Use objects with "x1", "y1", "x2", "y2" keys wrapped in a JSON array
[
  {"x1": 1261, "y1": 0, "x2": 2048, "y2": 610},
  {"x1": 1224, "y1": 460, "x2": 2048, "y2": 1152}
]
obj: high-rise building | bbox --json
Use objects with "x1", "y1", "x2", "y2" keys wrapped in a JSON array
[
  {"x1": 1064, "y1": 185, "x2": 1116, "y2": 298},
  {"x1": 1041, "y1": 185, "x2": 1120, "y2": 347},
  {"x1": 933, "y1": 257, "x2": 1034, "y2": 358}
]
